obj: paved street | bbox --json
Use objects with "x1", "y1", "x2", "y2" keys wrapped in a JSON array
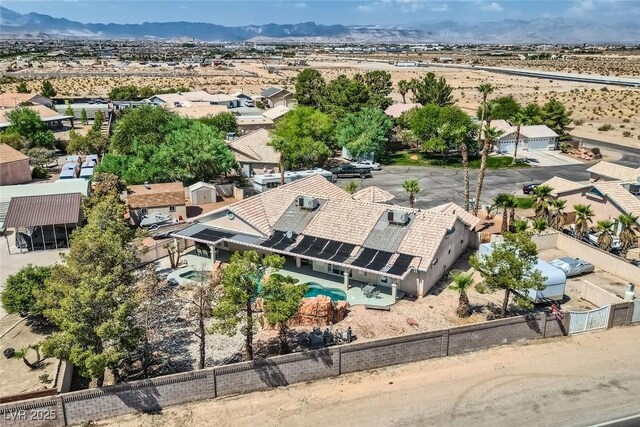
[
  {"x1": 335, "y1": 162, "x2": 593, "y2": 209},
  {"x1": 98, "y1": 326, "x2": 640, "y2": 427}
]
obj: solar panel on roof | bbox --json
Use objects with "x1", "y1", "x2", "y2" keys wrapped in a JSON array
[
  {"x1": 272, "y1": 232, "x2": 297, "y2": 250},
  {"x1": 260, "y1": 230, "x2": 285, "y2": 247},
  {"x1": 330, "y1": 243, "x2": 356, "y2": 263},
  {"x1": 192, "y1": 228, "x2": 234, "y2": 243},
  {"x1": 367, "y1": 251, "x2": 394, "y2": 271},
  {"x1": 290, "y1": 235, "x2": 316, "y2": 254},
  {"x1": 351, "y1": 248, "x2": 377, "y2": 268},
  {"x1": 386, "y1": 253, "x2": 414, "y2": 276}
]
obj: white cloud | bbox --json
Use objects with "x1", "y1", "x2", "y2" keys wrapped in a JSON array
[
  {"x1": 293, "y1": 2, "x2": 307, "y2": 9},
  {"x1": 430, "y1": 3, "x2": 449, "y2": 12},
  {"x1": 356, "y1": 0, "x2": 426, "y2": 13},
  {"x1": 480, "y1": 2, "x2": 503, "y2": 12}
]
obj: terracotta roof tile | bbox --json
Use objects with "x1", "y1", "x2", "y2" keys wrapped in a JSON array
[
  {"x1": 228, "y1": 129, "x2": 280, "y2": 164},
  {"x1": 587, "y1": 161, "x2": 640, "y2": 181},
  {"x1": 593, "y1": 181, "x2": 640, "y2": 221},
  {"x1": 541, "y1": 176, "x2": 592, "y2": 195},
  {"x1": 352, "y1": 186, "x2": 395, "y2": 203}
]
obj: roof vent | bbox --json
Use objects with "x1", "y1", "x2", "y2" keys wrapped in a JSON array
[
  {"x1": 387, "y1": 210, "x2": 409, "y2": 225},
  {"x1": 143, "y1": 181, "x2": 150, "y2": 190},
  {"x1": 297, "y1": 196, "x2": 319, "y2": 211}
]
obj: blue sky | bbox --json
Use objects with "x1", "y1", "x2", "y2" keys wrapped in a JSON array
[{"x1": 3, "y1": 0, "x2": 639, "y2": 26}]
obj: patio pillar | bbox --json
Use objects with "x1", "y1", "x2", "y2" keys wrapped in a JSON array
[
  {"x1": 296, "y1": 256, "x2": 301, "y2": 268},
  {"x1": 343, "y1": 270, "x2": 350, "y2": 290},
  {"x1": 209, "y1": 244, "x2": 216, "y2": 270},
  {"x1": 392, "y1": 283, "x2": 397, "y2": 300}
]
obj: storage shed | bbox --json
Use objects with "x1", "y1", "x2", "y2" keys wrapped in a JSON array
[
  {"x1": 188, "y1": 182, "x2": 220, "y2": 204},
  {"x1": 478, "y1": 243, "x2": 566, "y2": 302}
]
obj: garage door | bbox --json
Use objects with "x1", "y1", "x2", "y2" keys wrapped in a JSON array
[
  {"x1": 528, "y1": 138, "x2": 550, "y2": 151},
  {"x1": 498, "y1": 142, "x2": 515, "y2": 153}
]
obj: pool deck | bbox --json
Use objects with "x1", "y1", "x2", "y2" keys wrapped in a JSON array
[{"x1": 162, "y1": 250, "x2": 401, "y2": 307}]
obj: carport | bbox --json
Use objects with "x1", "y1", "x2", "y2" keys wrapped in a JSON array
[{"x1": 4, "y1": 193, "x2": 83, "y2": 254}]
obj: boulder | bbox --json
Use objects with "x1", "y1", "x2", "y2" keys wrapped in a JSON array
[{"x1": 289, "y1": 296, "x2": 350, "y2": 327}]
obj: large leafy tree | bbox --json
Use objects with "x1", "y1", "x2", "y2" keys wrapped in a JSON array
[
  {"x1": 41, "y1": 80, "x2": 57, "y2": 98},
  {"x1": 110, "y1": 105, "x2": 181, "y2": 154},
  {"x1": 413, "y1": 72, "x2": 453, "y2": 107},
  {"x1": 67, "y1": 129, "x2": 108, "y2": 155},
  {"x1": 477, "y1": 95, "x2": 520, "y2": 121},
  {"x1": 269, "y1": 106, "x2": 332, "y2": 183},
  {"x1": 109, "y1": 85, "x2": 141, "y2": 100},
  {"x1": 410, "y1": 104, "x2": 474, "y2": 156},
  {"x1": 319, "y1": 74, "x2": 372, "y2": 117},
  {"x1": 335, "y1": 107, "x2": 393, "y2": 161},
  {"x1": 198, "y1": 111, "x2": 239, "y2": 135},
  {"x1": 262, "y1": 274, "x2": 307, "y2": 354},
  {"x1": 213, "y1": 251, "x2": 285, "y2": 360},
  {"x1": 1, "y1": 265, "x2": 52, "y2": 317},
  {"x1": 6, "y1": 107, "x2": 56, "y2": 149},
  {"x1": 363, "y1": 70, "x2": 393, "y2": 110},
  {"x1": 470, "y1": 232, "x2": 546, "y2": 318},
  {"x1": 295, "y1": 68, "x2": 325, "y2": 107},
  {"x1": 40, "y1": 196, "x2": 141, "y2": 385},
  {"x1": 541, "y1": 98, "x2": 572, "y2": 137}
]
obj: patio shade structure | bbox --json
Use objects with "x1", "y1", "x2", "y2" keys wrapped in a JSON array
[{"x1": 4, "y1": 193, "x2": 82, "y2": 253}]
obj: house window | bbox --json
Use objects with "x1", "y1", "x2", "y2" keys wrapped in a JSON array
[
  {"x1": 220, "y1": 240, "x2": 229, "y2": 249},
  {"x1": 169, "y1": 205, "x2": 176, "y2": 212},
  {"x1": 141, "y1": 208, "x2": 148, "y2": 215},
  {"x1": 380, "y1": 276, "x2": 388, "y2": 284},
  {"x1": 266, "y1": 182, "x2": 279, "y2": 189}
]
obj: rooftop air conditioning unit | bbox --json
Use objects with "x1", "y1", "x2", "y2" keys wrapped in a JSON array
[
  {"x1": 628, "y1": 183, "x2": 640, "y2": 195},
  {"x1": 298, "y1": 196, "x2": 319, "y2": 210},
  {"x1": 387, "y1": 210, "x2": 409, "y2": 225}
]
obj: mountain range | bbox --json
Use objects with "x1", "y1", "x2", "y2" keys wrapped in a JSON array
[{"x1": 1, "y1": 6, "x2": 639, "y2": 43}]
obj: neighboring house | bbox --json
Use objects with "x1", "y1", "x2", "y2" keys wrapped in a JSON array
[
  {"x1": 171, "y1": 104, "x2": 230, "y2": 119},
  {"x1": 0, "y1": 105, "x2": 74, "y2": 131},
  {"x1": 188, "y1": 182, "x2": 220, "y2": 204},
  {"x1": 541, "y1": 176, "x2": 640, "y2": 226},
  {"x1": 260, "y1": 87, "x2": 296, "y2": 108},
  {"x1": 384, "y1": 103, "x2": 421, "y2": 119},
  {"x1": 237, "y1": 116, "x2": 274, "y2": 133},
  {"x1": 586, "y1": 161, "x2": 640, "y2": 182},
  {"x1": 352, "y1": 186, "x2": 395, "y2": 204},
  {"x1": 490, "y1": 119, "x2": 559, "y2": 153},
  {"x1": 173, "y1": 175, "x2": 481, "y2": 297},
  {"x1": 227, "y1": 129, "x2": 280, "y2": 176},
  {"x1": 209, "y1": 93, "x2": 241, "y2": 108},
  {"x1": 231, "y1": 92, "x2": 256, "y2": 107},
  {"x1": 0, "y1": 92, "x2": 52, "y2": 108},
  {"x1": 127, "y1": 182, "x2": 187, "y2": 225},
  {"x1": 0, "y1": 144, "x2": 31, "y2": 186},
  {"x1": 262, "y1": 105, "x2": 290, "y2": 121}
]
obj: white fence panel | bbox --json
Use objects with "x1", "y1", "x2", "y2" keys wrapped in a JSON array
[
  {"x1": 568, "y1": 305, "x2": 610, "y2": 334},
  {"x1": 633, "y1": 301, "x2": 640, "y2": 323}
]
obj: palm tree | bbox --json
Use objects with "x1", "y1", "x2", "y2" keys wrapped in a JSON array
[
  {"x1": 452, "y1": 124, "x2": 475, "y2": 212},
  {"x1": 476, "y1": 83, "x2": 494, "y2": 150},
  {"x1": 449, "y1": 270, "x2": 474, "y2": 318},
  {"x1": 532, "y1": 218, "x2": 548, "y2": 234},
  {"x1": 573, "y1": 204, "x2": 594, "y2": 241},
  {"x1": 402, "y1": 179, "x2": 421, "y2": 209},
  {"x1": 617, "y1": 213, "x2": 639, "y2": 256},
  {"x1": 504, "y1": 194, "x2": 518, "y2": 232},
  {"x1": 397, "y1": 79, "x2": 411, "y2": 103},
  {"x1": 596, "y1": 220, "x2": 615, "y2": 252},
  {"x1": 512, "y1": 219, "x2": 530, "y2": 233},
  {"x1": 409, "y1": 78, "x2": 419, "y2": 100},
  {"x1": 532, "y1": 185, "x2": 554, "y2": 221},
  {"x1": 344, "y1": 180, "x2": 359, "y2": 194},
  {"x1": 510, "y1": 111, "x2": 529, "y2": 165},
  {"x1": 472, "y1": 126, "x2": 502, "y2": 216},
  {"x1": 493, "y1": 193, "x2": 511, "y2": 233},
  {"x1": 549, "y1": 199, "x2": 567, "y2": 231}
]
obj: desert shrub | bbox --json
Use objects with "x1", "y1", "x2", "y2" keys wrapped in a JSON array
[
  {"x1": 597, "y1": 124, "x2": 614, "y2": 131},
  {"x1": 559, "y1": 143, "x2": 572, "y2": 153},
  {"x1": 591, "y1": 147, "x2": 601, "y2": 155},
  {"x1": 623, "y1": 118, "x2": 630, "y2": 123},
  {"x1": 622, "y1": 131, "x2": 632, "y2": 137},
  {"x1": 573, "y1": 118, "x2": 585, "y2": 126},
  {"x1": 31, "y1": 164, "x2": 48, "y2": 179}
]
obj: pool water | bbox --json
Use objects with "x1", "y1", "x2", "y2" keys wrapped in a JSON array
[
  {"x1": 304, "y1": 283, "x2": 347, "y2": 301},
  {"x1": 179, "y1": 270, "x2": 210, "y2": 281}
]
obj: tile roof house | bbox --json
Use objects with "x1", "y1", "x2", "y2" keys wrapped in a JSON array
[
  {"x1": 260, "y1": 87, "x2": 296, "y2": 108},
  {"x1": 0, "y1": 144, "x2": 31, "y2": 186},
  {"x1": 261, "y1": 105, "x2": 290, "y2": 121},
  {"x1": 228, "y1": 129, "x2": 280, "y2": 176},
  {"x1": 352, "y1": 186, "x2": 395, "y2": 203},
  {"x1": 0, "y1": 92, "x2": 52, "y2": 108},
  {"x1": 174, "y1": 175, "x2": 481, "y2": 297},
  {"x1": 487, "y1": 120, "x2": 559, "y2": 153},
  {"x1": 587, "y1": 161, "x2": 640, "y2": 182},
  {"x1": 0, "y1": 105, "x2": 74, "y2": 130},
  {"x1": 384, "y1": 103, "x2": 422, "y2": 119},
  {"x1": 127, "y1": 182, "x2": 187, "y2": 225}
]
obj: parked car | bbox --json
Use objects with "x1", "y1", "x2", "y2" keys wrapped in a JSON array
[
  {"x1": 550, "y1": 257, "x2": 595, "y2": 277},
  {"x1": 331, "y1": 164, "x2": 372, "y2": 179},
  {"x1": 351, "y1": 160, "x2": 381, "y2": 171},
  {"x1": 587, "y1": 232, "x2": 621, "y2": 250},
  {"x1": 522, "y1": 183, "x2": 541, "y2": 194}
]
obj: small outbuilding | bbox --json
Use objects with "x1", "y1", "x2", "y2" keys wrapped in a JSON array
[
  {"x1": 126, "y1": 182, "x2": 186, "y2": 226},
  {"x1": 188, "y1": 182, "x2": 220, "y2": 204},
  {"x1": 0, "y1": 144, "x2": 31, "y2": 186}
]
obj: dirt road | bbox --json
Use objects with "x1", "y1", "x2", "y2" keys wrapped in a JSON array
[{"x1": 98, "y1": 326, "x2": 640, "y2": 427}]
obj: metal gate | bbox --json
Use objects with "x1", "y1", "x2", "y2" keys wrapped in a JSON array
[
  {"x1": 568, "y1": 305, "x2": 610, "y2": 334},
  {"x1": 633, "y1": 301, "x2": 640, "y2": 323}
]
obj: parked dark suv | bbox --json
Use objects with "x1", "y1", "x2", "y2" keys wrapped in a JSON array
[
  {"x1": 331, "y1": 164, "x2": 372, "y2": 179},
  {"x1": 522, "y1": 183, "x2": 541, "y2": 194}
]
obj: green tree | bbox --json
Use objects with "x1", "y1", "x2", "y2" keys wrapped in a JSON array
[
  {"x1": 494, "y1": 193, "x2": 512, "y2": 233},
  {"x1": 397, "y1": 79, "x2": 411, "y2": 104},
  {"x1": 80, "y1": 108, "x2": 88, "y2": 125},
  {"x1": 344, "y1": 180, "x2": 359, "y2": 194},
  {"x1": 573, "y1": 204, "x2": 594, "y2": 241},
  {"x1": 197, "y1": 111, "x2": 239, "y2": 135},
  {"x1": 522, "y1": 103, "x2": 543, "y2": 124},
  {"x1": 67, "y1": 129, "x2": 107, "y2": 155},
  {"x1": 473, "y1": 126, "x2": 502, "y2": 216},
  {"x1": 413, "y1": 72, "x2": 453, "y2": 107},
  {"x1": 596, "y1": 220, "x2": 614, "y2": 251},
  {"x1": 532, "y1": 185, "x2": 554, "y2": 221},
  {"x1": 450, "y1": 122, "x2": 477, "y2": 212},
  {"x1": 363, "y1": 70, "x2": 393, "y2": 110},
  {"x1": 319, "y1": 74, "x2": 371, "y2": 117},
  {"x1": 512, "y1": 219, "x2": 530, "y2": 233},
  {"x1": 476, "y1": 83, "x2": 494, "y2": 151},
  {"x1": 41, "y1": 80, "x2": 57, "y2": 98},
  {"x1": 1, "y1": 265, "x2": 52, "y2": 317},
  {"x1": 65, "y1": 104, "x2": 74, "y2": 117},
  {"x1": 269, "y1": 106, "x2": 332, "y2": 184},
  {"x1": 470, "y1": 232, "x2": 546, "y2": 318},
  {"x1": 92, "y1": 109, "x2": 104, "y2": 132},
  {"x1": 40, "y1": 196, "x2": 141, "y2": 385},
  {"x1": 410, "y1": 104, "x2": 475, "y2": 157},
  {"x1": 6, "y1": 107, "x2": 56, "y2": 148},
  {"x1": 532, "y1": 218, "x2": 548, "y2": 234},
  {"x1": 449, "y1": 270, "x2": 474, "y2": 318},
  {"x1": 0, "y1": 132, "x2": 27, "y2": 150},
  {"x1": 109, "y1": 85, "x2": 140, "y2": 100},
  {"x1": 110, "y1": 105, "x2": 180, "y2": 154},
  {"x1": 16, "y1": 81, "x2": 30, "y2": 93},
  {"x1": 617, "y1": 214, "x2": 638, "y2": 256},
  {"x1": 541, "y1": 98, "x2": 572, "y2": 137},
  {"x1": 295, "y1": 68, "x2": 325, "y2": 107},
  {"x1": 510, "y1": 111, "x2": 530, "y2": 165},
  {"x1": 477, "y1": 95, "x2": 520, "y2": 121},
  {"x1": 262, "y1": 273, "x2": 307, "y2": 354},
  {"x1": 213, "y1": 251, "x2": 285, "y2": 360},
  {"x1": 335, "y1": 107, "x2": 393, "y2": 161},
  {"x1": 549, "y1": 199, "x2": 567, "y2": 231},
  {"x1": 402, "y1": 179, "x2": 421, "y2": 208}
]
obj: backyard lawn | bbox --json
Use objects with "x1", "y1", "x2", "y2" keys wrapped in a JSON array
[
  {"x1": 385, "y1": 151, "x2": 530, "y2": 169},
  {"x1": 514, "y1": 196, "x2": 535, "y2": 209}
]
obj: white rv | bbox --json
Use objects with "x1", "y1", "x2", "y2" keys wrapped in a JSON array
[{"x1": 252, "y1": 169, "x2": 333, "y2": 193}]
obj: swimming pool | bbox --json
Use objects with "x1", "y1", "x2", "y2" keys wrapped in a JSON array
[
  {"x1": 178, "y1": 270, "x2": 210, "y2": 281},
  {"x1": 303, "y1": 282, "x2": 347, "y2": 301}
]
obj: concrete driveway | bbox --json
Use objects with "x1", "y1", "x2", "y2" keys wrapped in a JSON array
[{"x1": 520, "y1": 150, "x2": 584, "y2": 167}]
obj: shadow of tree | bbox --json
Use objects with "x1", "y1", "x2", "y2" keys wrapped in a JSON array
[{"x1": 119, "y1": 382, "x2": 162, "y2": 414}]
